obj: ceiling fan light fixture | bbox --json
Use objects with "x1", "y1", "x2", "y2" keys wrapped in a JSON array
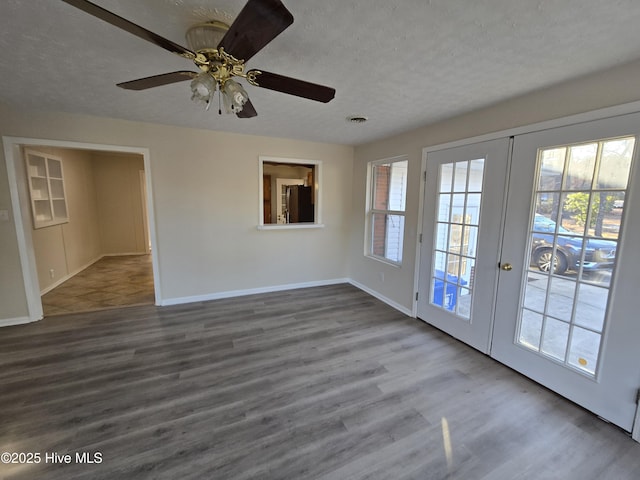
[
  {"x1": 190, "y1": 72, "x2": 216, "y2": 107},
  {"x1": 185, "y1": 21, "x2": 229, "y2": 52},
  {"x1": 222, "y1": 79, "x2": 249, "y2": 113},
  {"x1": 62, "y1": 0, "x2": 335, "y2": 119}
]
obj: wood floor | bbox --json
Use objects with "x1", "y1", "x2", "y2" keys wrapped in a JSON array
[{"x1": 1, "y1": 284, "x2": 638, "y2": 479}]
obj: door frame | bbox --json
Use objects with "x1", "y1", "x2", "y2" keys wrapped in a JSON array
[
  {"x1": 413, "y1": 100, "x2": 640, "y2": 440},
  {"x1": 3, "y1": 136, "x2": 162, "y2": 324},
  {"x1": 414, "y1": 98, "x2": 640, "y2": 318}
]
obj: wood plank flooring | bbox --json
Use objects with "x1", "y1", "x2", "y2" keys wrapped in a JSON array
[{"x1": 1, "y1": 284, "x2": 638, "y2": 479}]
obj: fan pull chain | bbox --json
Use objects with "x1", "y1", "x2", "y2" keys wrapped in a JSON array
[{"x1": 218, "y1": 88, "x2": 222, "y2": 115}]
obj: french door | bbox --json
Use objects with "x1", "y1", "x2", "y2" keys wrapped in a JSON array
[
  {"x1": 417, "y1": 113, "x2": 640, "y2": 432},
  {"x1": 416, "y1": 138, "x2": 511, "y2": 353}
]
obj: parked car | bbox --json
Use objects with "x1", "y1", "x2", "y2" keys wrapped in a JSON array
[{"x1": 531, "y1": 214, "x2": 617, "y2": 274}]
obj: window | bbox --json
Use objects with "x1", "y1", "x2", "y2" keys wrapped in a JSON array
[
  {"x1": 366, "y1": 157, "x2": 408, "y2": 264},
  {"x1": 258, "y1": 156, "x2": 322, "y2": 229}
]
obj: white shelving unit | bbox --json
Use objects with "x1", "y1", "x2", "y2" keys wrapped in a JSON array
[{"x1": 25, "y1": 149, "x2": 69, "y2": 229}]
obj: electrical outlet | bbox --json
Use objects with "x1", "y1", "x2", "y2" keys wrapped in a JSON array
[
  {"x1": 379, "y1": 272, "x2": 385, "y2": 282},
  {"x1": 49, "y1": 269, "x2": 55, "y2": 279}
]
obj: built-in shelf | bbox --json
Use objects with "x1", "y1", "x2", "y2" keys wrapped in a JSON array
[{"x1": 25, "y1": 149, "x2": 69, "y2": 229}]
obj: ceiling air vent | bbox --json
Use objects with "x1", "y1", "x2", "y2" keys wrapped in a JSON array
[{"x1": 347, "y1": 115, "x2": 368, "y2": 124}]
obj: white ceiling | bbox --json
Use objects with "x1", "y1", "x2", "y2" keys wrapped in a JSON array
[{"x1": 2, "y1": 0, "x2": 640, "y2": 145}]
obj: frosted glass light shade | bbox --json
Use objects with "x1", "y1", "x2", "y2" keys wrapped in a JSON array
[{"x1": 185, "y1": 21, "x2": 229, "y2": 51}]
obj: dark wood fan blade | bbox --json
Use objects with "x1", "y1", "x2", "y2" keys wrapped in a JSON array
[
  {"x1": 62, "y1": 0, "x2": 196, "y2": 59},
  {"x1": 218, "y1": 0, "x2": 293, "y2": 62},
  {"x1": 117, "y1": 71, "x2": 197, "y2": 90},
  {"x1": 248, "y1": 70, "x2": 335, "y2": 103},
  {"x1": 237, "y1": 99, "x2": 258, "y2": 118}
]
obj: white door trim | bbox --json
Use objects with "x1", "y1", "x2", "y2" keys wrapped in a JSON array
[{"x1": 3, "y1": 136, "x2": 162, "y2": 323}]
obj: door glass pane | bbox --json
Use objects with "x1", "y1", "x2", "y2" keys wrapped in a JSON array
[
  {"x1": 457, "y1": 287, "x2": 472, "y2": 319},
  {"x1": 546, "y1": 276, "x2": 576, "y2": 322},
  {"x1": 453, "y1": 162, "x2": 469, "y2": 192},
  {"x1": 568, "y1": 327, "x2": 601, "y2": 375},
  {"x1": 431, "y1": 158, "x2": 485, "y2": 320},
  {"x1": 438, "y1": 194, "x2": 451, "y2": 222},
  {"x1": 436, "y1": 223, "x2": 449, "y2": 250},
  {"x1": 519, "y1": 309, "x2": 544, "y2": 350},
  {"x1": 466, "y1": 194, "x2": 481, "y2": 225},
  {"x1": 597, "y1": 138, "x2": 634, "y2": 189},
  {"x1": 518, "y1": 136, "x2": 634, "y2": 376},
  {"x1": 538, "y1": 147, "x2": 566, "y2": 191},
  {"x1": 587, "y1": 191, "x2": 622, "y2": 240},
  {"x1": 541, "y1": 318, "x2": 570, "y2": 361},
  {"x1": 468, "y1": 159, "x2": 485, "y2": 191},
  {"x1": 440, "y1": 164, "x2": 454, "y2": 192},
  {"x1": 574, "y1": 284, "x2": 607, "y2": 331},
  {"x1": 523, "y1": 272, "x2": 548, "y2": 312},
  {"x1": 564, "y1": 143, "x2": 597, "y2": 190}
]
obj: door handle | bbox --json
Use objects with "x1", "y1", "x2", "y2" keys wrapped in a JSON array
[{"x1": 500, "y1": 263, "x2": 513, "y2": 271}]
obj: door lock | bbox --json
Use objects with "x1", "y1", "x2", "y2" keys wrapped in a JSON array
[{"x1": 500, "y1": 263, "x2": 513, "y2": 271}]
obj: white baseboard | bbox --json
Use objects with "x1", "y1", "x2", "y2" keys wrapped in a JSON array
[
  {"x1": 0, "y1": 316, "x2": 39, "y2": 327},
  {"x1": 160, "y1": 278, "x2": 351, "y2": 306},
  {"x1": 4, "y1": 271, "x2": 412, "y2": 328},
  {"x1": 40, "y1": 255, "x2": 104, "y2": 295},
  {"x1": 102, "y1": 252, "x2": 149, "y2": 257},
  {"x1": 348, "y1": 279, "x2": 413, "y2": 317},
  {"x1": 161, "y1": 277, "x2": 414, "y2": 319}
]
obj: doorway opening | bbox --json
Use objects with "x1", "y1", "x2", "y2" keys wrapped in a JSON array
[{"x1": 4, "y1": 137, "x2": 160, "y2": 322}]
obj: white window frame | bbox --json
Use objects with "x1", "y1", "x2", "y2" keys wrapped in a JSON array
[{"x1": 365, "y1": 155, "x2": 409, "y2": 265}]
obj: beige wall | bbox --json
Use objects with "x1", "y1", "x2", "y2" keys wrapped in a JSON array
[
  {"x1": 5, "y1": 57, "x2": 640, "y2": 323},
  {"x1": 349, "y1": 58, "x2": 640, "y2": 312},
  {"x1": 0, "y1": 103, "x2": 353, "y2": 321},
  {"x1": 92, "y1": 152, "x2": 147, "y2": 255},
  {"x1": 28, "y1": 147, "x2": 102, "y2": 292}
]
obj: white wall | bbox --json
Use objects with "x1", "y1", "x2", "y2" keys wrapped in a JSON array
[
  {"x1": 349, "y1": 58, "x2": 640, "y2": 313},
  {"x1": 0, "y1": 102, "x2": 353, "y2": 321}
]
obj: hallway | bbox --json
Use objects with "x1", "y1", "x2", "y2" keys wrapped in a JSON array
[{"x1": 41, "y1": 255, "x2": 154, "y2": 316}]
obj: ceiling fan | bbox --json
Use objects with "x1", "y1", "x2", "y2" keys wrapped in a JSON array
[{"x1": 61, "y1": 0, "x2": 336, "y2": 118}]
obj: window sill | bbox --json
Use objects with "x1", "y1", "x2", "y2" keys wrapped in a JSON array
[
  {"x1": 257, "y1": 223, "x2": 325, "y2": 231},
  {"x1": 365, "y1": 254, "x2": 402, "y2": 268}
]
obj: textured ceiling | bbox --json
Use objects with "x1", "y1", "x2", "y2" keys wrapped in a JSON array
[{"x1": 2, "y1": 0, "x2": 640, "y2": 145}]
